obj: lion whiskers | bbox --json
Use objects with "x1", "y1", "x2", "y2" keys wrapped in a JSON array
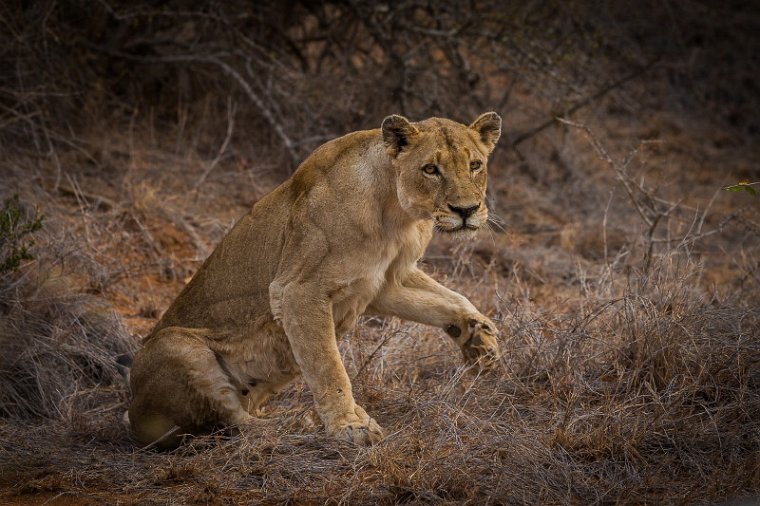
[{"x1": 486, "y1": 213, "x2": 506, "y2": 233}]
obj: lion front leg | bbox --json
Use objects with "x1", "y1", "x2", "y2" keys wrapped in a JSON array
[
  {"x1": 277, "y1": 281, "x2": 384, "y2": 445},
  {"x1": 369, "y1": 268, "x2": 501, "y2": 370}
]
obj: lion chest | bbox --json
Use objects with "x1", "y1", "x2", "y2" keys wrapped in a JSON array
[
  {"x1": 330, "y1": 258, "x2": 390, "y2": 334},
  {"x1": 330, "y1": 227, "x2": 424, "y2": 334}
]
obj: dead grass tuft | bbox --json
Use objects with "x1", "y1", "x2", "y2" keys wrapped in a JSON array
[{"x1": 0, "y1": 267, "x2": 135, "y2": 421}]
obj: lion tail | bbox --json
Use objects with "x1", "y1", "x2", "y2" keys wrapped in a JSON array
[{"x1": 116, "y1": 352, "x2": 132, "y2": 385}]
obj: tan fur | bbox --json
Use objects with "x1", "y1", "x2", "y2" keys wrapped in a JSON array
[{"x1": 126, "y1": 113, "x2": 502, "y2": 447}]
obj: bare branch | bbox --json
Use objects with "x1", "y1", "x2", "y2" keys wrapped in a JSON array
[{"x1": 511, "y1": 59, "x2": 658, "y2": 148}]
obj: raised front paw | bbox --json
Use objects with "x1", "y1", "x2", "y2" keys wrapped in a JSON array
[
  {"x1": 325, "y1": 405, "x2": 385, "y2": 445},
  {"x1": 460, "y1": 316, "x2": 500, "y2": 370}
]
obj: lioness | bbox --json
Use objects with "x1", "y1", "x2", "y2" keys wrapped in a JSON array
[{"x1": 126, "y1": 113, "x2": 502, "y2": 447}]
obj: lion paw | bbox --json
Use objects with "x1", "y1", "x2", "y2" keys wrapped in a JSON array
[
  {"x1": 332, "y1": 419, "x2": 385, "y2": 445},
  {"x1": 461, "y1": 316, "x2": 500, "y2": 370},
  {"x1": 325, "y1": 406, "x2": 385, "y2": 445}
]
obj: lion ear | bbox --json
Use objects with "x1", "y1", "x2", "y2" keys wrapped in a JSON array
[
  {"x1": 381, "y1": 115, "x2": 419, "y2": 157},
  {"x1": 470, "y1": 112, "x2": 502, "y2": 153}
]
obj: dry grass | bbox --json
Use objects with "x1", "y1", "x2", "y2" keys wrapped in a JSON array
[
  {"x1": 0, "y1": 249, "x2": 758, "y2": 504},
  {"x1": 1, "y1": 119, "x2": 759, "y2": 504},
  {"x1": 1, "y1": 2, "x2": 760, "y2": 504},
  {"x1": 0, "y1": 274, "x2": 134, "y2": 421}
]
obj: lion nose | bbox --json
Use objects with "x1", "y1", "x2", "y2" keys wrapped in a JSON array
[{"x1": 448, "y1": 203, "x2": 480, "y2": 219}]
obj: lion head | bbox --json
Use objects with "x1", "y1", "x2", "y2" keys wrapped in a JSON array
[{"x1": 381, "y1": 112, "x2": 501, "y2": 234}]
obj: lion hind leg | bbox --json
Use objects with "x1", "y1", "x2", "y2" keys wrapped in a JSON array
[{"x1": 127, "y1": 327, "x2": 252, "y2": 448}]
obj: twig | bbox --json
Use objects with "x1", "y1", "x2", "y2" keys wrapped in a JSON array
[
  {"x1": 650, "y1": 214, "x2": 735, "y2": 245},
  {"x1": 511, "y1": 59, "x2": 658, "y2": 148},
  {"x1": 558, "y1": 118, "x2": 735, "y2": 272},
  {"x1": 80, "y1": 43, "x2": 301, "y2": 168},
  {"x1": 204, "y1": 56, "x2": 299, "y2": 167},
  {"x1": 558, "y1": 118, "x2": 658, "y2": 227},
  {"x1": 353, "y1": 329, "x2": 406, "y2": 380},
  {"x1": 193, "y1": 96, "x2": 236, "y2": 191},
  {"x1": 571, "y1": 298, "x2": 624, "y2": 334},
  {"x1": 58, "y1": 185, "x2": 117, "y2": 212}
]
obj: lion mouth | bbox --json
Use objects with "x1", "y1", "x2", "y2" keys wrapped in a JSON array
[
  {"x1": 433, "y1": 212, "x2": 483, "y2": 234},
  {"x1": 436, "y1": 223, "x2": 479, "y2": 233}
]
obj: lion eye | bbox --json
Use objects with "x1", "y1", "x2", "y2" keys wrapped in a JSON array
[
  {"x1": 470, "y1": 160, "x2": 482, "y2": 172},
  {"x1": 422, "y1": 164, "x2": 440, "y2": 176}
]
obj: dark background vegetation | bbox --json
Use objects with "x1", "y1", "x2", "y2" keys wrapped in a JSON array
[{"x1": 1, "y1": 1, "x2": 759, "y2": 504}]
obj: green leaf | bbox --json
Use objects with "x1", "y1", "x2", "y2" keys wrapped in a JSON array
[{"x1": 724, "y1": 181, "x2": 759, "y2": 196}]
